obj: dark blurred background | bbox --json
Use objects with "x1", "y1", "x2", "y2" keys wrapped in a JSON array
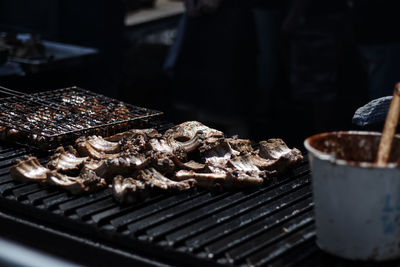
[{"x1": 1, "y1": 0, "x2": 400, "y2": 148}]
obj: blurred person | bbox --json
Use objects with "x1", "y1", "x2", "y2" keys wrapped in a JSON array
[
  {"x1": 166, "y1": 0, "x2": 257, "y2": 137},
  {"x1": 281, "y1": 0, "x2": 369, "y2": 139}
]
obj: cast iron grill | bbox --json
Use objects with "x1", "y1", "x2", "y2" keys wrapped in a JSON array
[
  {"x1": 0, "y1": 139, "x2": 321, "y2": 266},
  {"x1": 0, "y1": 86, "x2": 163, "y2": 149}
]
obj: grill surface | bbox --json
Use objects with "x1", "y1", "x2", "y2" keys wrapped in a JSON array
[
  {"x1": 0, "y1": 141, "x2": 396, "y2": 266},
  {"x1": 0, "y1": 86, "x2": 163, "y2": 149}
]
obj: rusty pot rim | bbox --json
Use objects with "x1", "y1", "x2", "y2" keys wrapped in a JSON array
[{"x1": 304, "y1": 131, "x2": 400, "y2": 168}]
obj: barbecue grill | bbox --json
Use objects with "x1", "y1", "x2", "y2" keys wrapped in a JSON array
[
  {"x1": 0, "y1": 86, "x2": 163, "y2": 150},
  {"x1": 0, "y1": 93, "x2": 395, "y2": 266}
]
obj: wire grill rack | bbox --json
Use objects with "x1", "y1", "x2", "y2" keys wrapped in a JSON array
[{"x1": 0, "y1": 86, "x2": 163, "y2": 150}]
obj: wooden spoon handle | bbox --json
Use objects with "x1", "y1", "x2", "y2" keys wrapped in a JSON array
[{"x1": 376, "y1": 83, "x2": 400, "y2": 166}]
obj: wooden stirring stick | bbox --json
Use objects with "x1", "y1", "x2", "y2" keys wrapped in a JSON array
[{"x1": 376, "y1": 83, "x2": 400, "y2": 166}]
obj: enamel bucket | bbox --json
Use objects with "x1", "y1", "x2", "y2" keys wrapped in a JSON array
[{"x1": 304, "y1": 131, "x2": 400, "y2": 261}]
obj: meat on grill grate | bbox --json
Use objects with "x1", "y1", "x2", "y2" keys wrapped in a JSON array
[
  {"x1": 47, "y1": 169, "x2": 107, "y2": 195},
  {"x1": 10, "y1": 156, "x2": 49, "y2": 183},
  {"x1": 10, "y1": 121, "x2": 304, "y2": 203},
  {"x1": 47, "y1": 146, "x2": 88, "y2": 175}
]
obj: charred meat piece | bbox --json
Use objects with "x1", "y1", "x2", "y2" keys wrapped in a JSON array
[
  {"x1": 164, "y1": 121, "x2": 223, "y2": 153},
  {"x1": 76, "y1": 137, "x2": 120, "y2": 160},
  {"x1": 104, "y1": 154, "x2": 150, "y2": 179},
  {"x1": 173, "y1": 158, "x2": 205, "y2": 171},
  {"x1": 10, "y1": 157, "x2": 49, "y2": 183},
  {"x1": 46, "y1": 169, "x2": 106, "y2": 195},
  {"x1": 113, "y1": 176, "x2": 149, "y2": 204},
  {"x1": 225, "y1": 154, "x2": 266, "y2": 187},
  {"x1": 138, "y1": 168, "x2": 196, "y2": 191},
  {"x1": 175, "y1": 170, "x2": 226, "y2": 189},
  {"x1": 47, "y1": 147, "x2": 88, "y2": 174},
  {"x1": 87, "y1": 136, "x2": 120, "y2": 154},
  {"x1": 105, "y1": 128, "x2": 160, "y2": 142},
  {"x1": 252, "y1": 139, "x2": 303, "y2": 174},
  {"x1": 177, "y1": 154, "x2": 266, "y2": 189},
  {"x1": 108, "y1": 129, "x2": 160, "y2": 153},
  {"x1": 81, "y1": 159, "x2": 108, "y2": 178},
  {"x1": 165, "y1": 121, "x2": 224, "y2": 140},
  {"x1": 148, "y1": 138, "x2": 187, "y2": 160},
  {"x1": 226, "y1": 138, "x2": 253, "y2": 153},
  {"x1": 204, "y1": 139, "x2": 238, "y2": 170},
  {"x1": 147, "y1": 151, "x2": 176, "y2": 174}
]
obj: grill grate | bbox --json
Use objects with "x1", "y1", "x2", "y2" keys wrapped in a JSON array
[
  {"x1": 0, "y1": 141, "x2": 323, "y2": 267},
  {"x1": 0, "y1": 86, "x2": 163, "y2": 149}
]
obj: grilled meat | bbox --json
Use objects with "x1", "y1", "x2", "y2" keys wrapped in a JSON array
[
  {"x1": 147, "y1": 138, "x2": 184, "y2": 174},
  {"x1": 165, "y1": 121, "x2": 224, "y2": 140},
  {"x1": 46, "y1": 169, "x2": 106, "y2": 195},
  {"x1": 10, "y1": 157, "x2": 49, "y2": 183},
  {"x1": 164, "y1": 121, "x2": 223, "y2": 153},
  {"x1": 47, "y1": 147, "x2": 88, "y2": 174},
  {"x1": 87, "y1": 136, "x2": 120, "y2": 154},
  {"x1": 106, "y1": 128, "x2": 160, "y2": 142},
  {"x1": 252, "y1": 139, "x2": 303, "y2": 174},
  {"x1": 76, "y1": 138, "x2": 120, "y2": 160},
  {"x1": 176, "y1": 155, "x2": 266, "y2": 189},
  {"x1": 175, "y1": 170, "x2": 226, "y2": 189},
  {"x1": 173, "y1": 159, "x2": 205, "y2": 171},
  {"x1": 103, "y1": 154, "x2": 150, "y2": 179},
  {"x1": 225, "y1": 154, "x2": 266, "y2": 187},
  {"x1": 138, "y1": 168, "x2": 196, "y2": 191},
  {"x1": 8, "y1": 121, "x2": 303, "y2": 203},
  {"x1": 113, "y1": 175, "x2": 149, "y2": 204},
  {"x1": 81, "y1": 159, "x2": 108, "y2": 178},
  {"x1": 226, "y1": 138, "x2": 253, "y2": 153},
  {"x1": 204, "y1": 139, "x2": 238, "y2": 170}
]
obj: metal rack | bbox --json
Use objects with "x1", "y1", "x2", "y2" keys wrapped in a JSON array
[{"x1": 0, "y1": 86, "x2": 163, "y2": 150}]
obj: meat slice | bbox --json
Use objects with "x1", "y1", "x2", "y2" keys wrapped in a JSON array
[
  {"x1": 173, "y1": 159, "x2": 205, "y2": 171},
  {"x1": 105, "y1": 128, "x2": 160, "y2": 142},
  {"x1": 113, "y1": 175, "x2": 149, "y2": 204},
  {"x1": 104, "y1": 154, "x2": 150, "y2": 179},
  {"x1": 164, "y1": 121, "x2": 224, "y2": 141},
  {"x1": 226, "y1": 138, "x2": 253, "y2": 153},
  {"x1": 138, "y1": 168, "x2": 197, "y2": 191},
  {"x1": 225, "y1": 154, "x2": 266, "y2": 187},
  {"x1": 164, "y1": 121, "x2": 223, "y2": 153},
  {"x1": 87, "y1": 136, "x2": 120, "y2": 154},
  {"x1": 76, "y1": 137, "x2": 120, "y2": 160},
  {"x1": 10, "y1": 157, "x2": 49, "y2": 183},
  {"x1": 251, "y1": 139, "x2": 303, "y2": 174},
  {"x1": 81, "y1": 159, "x2": 108, "y2": 178},
  {"x1": 46, "y1": 169, "x2": 106, "y2": 195},
  {"x1": 204, "y1": 139, "x2": 238, "y2": 170},
  {"x1": 147, "y1": 138, "x2": 182, "y2": 174},
  {"x1": 176, "y1": 154, "x2": 266, "y2": 189},
  {"x1": 47, "y1": 147, "x2": 88, "y2": 174},
  {"x1": 148, "y1": 138, "x2": 174, "y2": 154},
  {"x1": 175, "y1": 170, "x2": 226, "y2": 189}
]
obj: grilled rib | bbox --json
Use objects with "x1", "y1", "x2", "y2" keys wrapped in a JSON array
[
  {"x1": 112, "y1": 175, "x2": 149, "y2": 204},
  {"x1": 10, "y1": 157, "x2": 49, "y2": 183},
  {"x1": 47, "y1": 146, "x2": 88, "y2": 174},
  {"x1": 46, "y1": 169, "x2": 107, "y2": 195},
  {"x1": 105, "y1": 128, "x2": 160, "y2": 142},
  {"x1": 174, "y1": 170, "x2": 226, "y2": 189},
  {"x1": 87, "y1": 136, "x2": 120, "y2": 154},
  {"x1": 76, "y1": 138, "x2": 120, "y2": 160},
  {"x1": 138, "y1": 168, "x2": 197, "y2": 191},
  {"x1": 251, "y1": 139, "x2": 303, "y2": 174},
  {"x1": 164, "y1": 121, "x2": 223, "y2": 153}
]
